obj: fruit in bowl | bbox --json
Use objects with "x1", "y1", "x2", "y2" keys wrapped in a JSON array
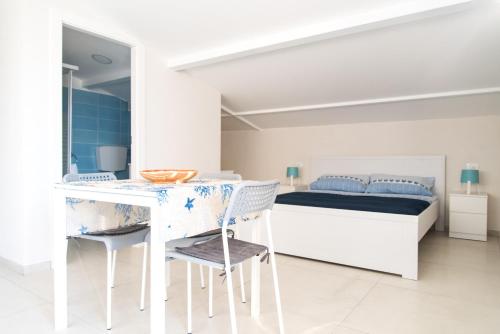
[{"x1": 140, "y1": 169, "x2": 198, "y2": 184}]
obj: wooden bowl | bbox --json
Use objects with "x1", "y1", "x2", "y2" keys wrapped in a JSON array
[{"x1": 140, "y1": 169, "x2": 198, "y2": 184}]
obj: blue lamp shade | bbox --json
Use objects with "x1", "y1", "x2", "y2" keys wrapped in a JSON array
[
  {"x1": 286, "y1": 167, "x2": 299, "y2": 178},
  {"x1": 461, "y1": 169, "x2": 479, "y2": 184}
]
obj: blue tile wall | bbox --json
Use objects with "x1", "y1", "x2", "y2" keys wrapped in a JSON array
[{"x1": 63, "y1": 88, "x2": 131, "y2": 179}]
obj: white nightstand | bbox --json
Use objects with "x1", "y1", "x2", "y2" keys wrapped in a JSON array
[
  {"x1": 449, "y1": 192, "x2": 488, "y2": 241},
  {"x1": 278, "y1": 184, "x2": 308, "y2": 194}
]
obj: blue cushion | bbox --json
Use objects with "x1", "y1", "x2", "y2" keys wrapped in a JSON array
[
  {"x1": 367, "y1": 174, "x2": 435, "y2": 197},
  {"x1": 310, "y1": 175, "x2": 370, "y2": 193}
]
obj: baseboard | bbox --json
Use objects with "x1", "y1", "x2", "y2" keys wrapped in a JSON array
[
  {"x1": 488, "y1": 230, "x2": 499, "y2": 237},
  {"x1": 434, "y1": 228, "x2": 498, "y2": 238},
  {"x1": 0, "y1": 256, "x2": 51, "y2": 275}
]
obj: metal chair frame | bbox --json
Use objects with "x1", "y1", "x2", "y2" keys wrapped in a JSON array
[
  {"x1": 63, "y1": 173, "x2": 150, "y2": 330},
  {"x1": 139, "y1": 172, "x2": 246, "y2": 312},
  {"x1": 159, "y1": 181, "x2": 284, "y2": 334}
]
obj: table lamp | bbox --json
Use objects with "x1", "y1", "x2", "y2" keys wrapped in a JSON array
[
  {"x1": 286, "y1": 166, "x2": 299, "y2": 186},
  {"x1": 461, "y1": 168, "x2": 479, "y2": 195}
]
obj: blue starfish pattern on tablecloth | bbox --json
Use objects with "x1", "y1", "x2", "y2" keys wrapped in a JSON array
[
  {"x1": 66, "y1": 198, "x2": 84, "y2": 210},
  {"x1": 220, "y1": 184, "x2": 234, "y2": 203},
  {"x1": 185, "y1": 197, "x2": 195, "y2": 212},
  {"x1": 216, "y1": 210, "x2": 236, "y2": 227},
  {"x1": 156, "y1": 189, "x2": 169, "y2": 205},
  {"x1": 78, "y1": 225, "x2": 89, "y2": 234},
  {"x1": 194, "y1": 185, "x2": 216, "y2": 198},
  {"x1": 115, "y1": 203, "x2": 133, "y2": 223}
]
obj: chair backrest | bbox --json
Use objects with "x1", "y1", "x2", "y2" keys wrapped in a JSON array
[
  {"x1": 222, "y1": 180, "x2": 280, "y2": 228},
  {"x1": 198, "y1": 172, "x2": 242, "y2": 181},
  {"x1": 63, "y1": 172, "x2": 117, "y2": 184}
]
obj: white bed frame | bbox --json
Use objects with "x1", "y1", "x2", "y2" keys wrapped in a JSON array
[{"x1": 271, "y1": 155, "x2": 446, "y2": 280}]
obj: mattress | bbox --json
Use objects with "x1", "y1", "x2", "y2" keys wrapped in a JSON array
[
  {"x1": 274, "y1": 192, "x2": 431, "y2": 216},
  {"x1": 306, "y1": 189, "x2": 437, "y2": 203}
]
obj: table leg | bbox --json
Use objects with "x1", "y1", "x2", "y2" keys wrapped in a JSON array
[
  {"x1": 150, "y1": 206, "x2": 166, "y2": 334},
  {"x1": 53, "y1": 189, "x2": 68, "y2": 330},
  {"x1": 251, "y1": 219, "x2": 261, "y2": 319}
]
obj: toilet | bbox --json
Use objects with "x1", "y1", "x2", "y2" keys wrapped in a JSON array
[{"x1": 96, "y1": 146, "x2": 128, "y2": 173}]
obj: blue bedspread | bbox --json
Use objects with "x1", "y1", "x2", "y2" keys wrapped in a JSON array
[{"x1": 275, "y1": 192, "x2": 431, "y2": 216}]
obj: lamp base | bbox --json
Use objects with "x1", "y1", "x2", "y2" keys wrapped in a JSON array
[{"x1": 289, "y1": 176, "x2": 294, "y2": 186}]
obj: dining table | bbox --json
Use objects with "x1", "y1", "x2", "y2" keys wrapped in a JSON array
[{"x1": 52, "y1": 179, "x2": 263, "y2": 334}]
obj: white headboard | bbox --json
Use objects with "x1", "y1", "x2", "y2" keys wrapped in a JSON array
[{"x1": 310, "y1": 155, "x2": 446, "y2": 231}]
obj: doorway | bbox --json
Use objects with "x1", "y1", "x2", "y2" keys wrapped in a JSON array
[{"x1": 62, "y1": 26, "x2": 132, "y2": 179}]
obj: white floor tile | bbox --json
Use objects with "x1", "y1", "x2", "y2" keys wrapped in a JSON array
[
  {"x1": 379, "y1": 261, "x2": 500, "y2": 309},
  {"x1": 0, "y1": 303, "x2": 99, "y2": 334},
  {"x1": 1, "y1": 230, "x2": 500, "y2": 333},
  {"x1": 341, "y1": 284, "x2": 500, "y2": 334},
  {"x1": 0, "y1": 277, "x2": 46, "y2": 318}
]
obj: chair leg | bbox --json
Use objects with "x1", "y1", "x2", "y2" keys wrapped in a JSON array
[
  {"x1": 264, "y1": 211, "x2": 285, "y2": 334},
  {"x1": 208, "y1": 267, "x2": 213, "y2": 318},
  {"x1": 239, "y1": 263, "x2": 246, "y2": 303},
  {"x1": 225, "y1": 264, "x2": 238, "y2": 334},
  {"x1": 140, "y1": 243, "x2": 148, "y2": 311},
  {"x1": 222, "y1": 231, "x2": 238, "y2": 334},
  {"x1": 111, "y1": 250, "x2": 117, "y2": 288},
  {"x1": 199, "y1": 265, "x2": 206, "y2": 289},
  {"x1": 165, "y1": 262, "x2": 170, "y2": 301},
  {"x1": 269, "y1": 251, "x2": 284, "y2": 334},
  {"x1": 106, "y1": 250, "x2": 113, "y2": 330},
  {"x1": 187, "y1": 262, "x2": 193, "y2": 334}
]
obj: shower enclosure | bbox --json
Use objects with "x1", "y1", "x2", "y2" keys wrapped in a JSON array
[{"x1": 62, "y1": 63, "x2": 79, "y2": 176}]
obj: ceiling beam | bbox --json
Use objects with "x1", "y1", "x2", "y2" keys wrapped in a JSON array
[
  {"x1": 221, "y1": 105, "x2": 263, "y2": 131},
  {"x1": 168, "y1": 0, "x2": 473, "y2": 71},
  {"x1": 221, "y1": 87, "x2": 500, "y2": 117},
  {"x1": 62, "y1": 63, "x2": 79, "y2": 71}
]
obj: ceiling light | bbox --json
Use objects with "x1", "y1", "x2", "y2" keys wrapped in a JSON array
[{"x1": 91, "y1": 54, "x2": 112, "y2": 65}]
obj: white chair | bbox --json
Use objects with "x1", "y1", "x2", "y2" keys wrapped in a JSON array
[
  {"x1": 195, "y1": 172, "x2": 244, "y2": 296},
  {"x1": 159, "y1": 181, "x2": 284, "y2": 334},
  {"x1": 63, "y1": 173, "x2": 150, "y2": 330},
  {"x1": 139, "y1": 172, "x2": 246, "y2": 311}
]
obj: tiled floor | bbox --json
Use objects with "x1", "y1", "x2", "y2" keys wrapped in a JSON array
[{"x1": 0, "y1": 231, "x2": 499, "y2": 334}]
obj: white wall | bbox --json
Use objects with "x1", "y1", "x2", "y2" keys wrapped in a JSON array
[
  {"x1": 0, "y1": 0, "x2": 221, "y2": 268},
  {"x1": 145, "y1": 48, "x2": 221, "y2": 172},
  {"x1": 0, "y1": 2, "x2": 26, "y2": 266},
  {"x1": 222, "y1": 115, "x2": 500, "y2": 232}
]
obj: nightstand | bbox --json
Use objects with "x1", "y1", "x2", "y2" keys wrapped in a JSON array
[
  {"x1": 278, "y1": 184, "x2": 308, "y2": 194},
  {"x1": 449, "y1": 192, "x2": 488, "y2": 241}
]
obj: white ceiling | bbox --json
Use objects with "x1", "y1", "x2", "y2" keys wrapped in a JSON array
[
  {"x1": 192, "y1": 4, "x2": 500, "y2": 111},
  {"x1": 63, "y1": 26, "x2": 131, "y2": 101},
  {"x1": 94, "y1": 0, "x2": 400, "y2": 58},
  {"x1": 188, "y1": 2, "x2": 500, "y2": 130},
  {"x1": 221, "y1": 93, "x2": 500, "y2": 130},
  {"x1": 57, "y1": 0, "x2": 500, "y2": 129}
]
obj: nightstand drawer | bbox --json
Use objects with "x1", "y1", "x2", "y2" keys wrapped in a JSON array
[
  {"x1": 449, "y1": 196, "x2": 487, "y2": 214},
  {"x1": 449, "y1": 212, "x2": 487, "y2": 236}
]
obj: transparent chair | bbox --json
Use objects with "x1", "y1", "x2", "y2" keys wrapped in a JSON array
[
  {"x1": 63, "y1": 173, "x2": 150, "y2": 330},
  {"x1": 159, "y1": 181, "x2": 284, "y2": 334}
]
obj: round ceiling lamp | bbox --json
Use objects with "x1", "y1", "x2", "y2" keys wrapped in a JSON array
[{"x1": 91, "y1": 54, "x2": 113, "y2": 65}]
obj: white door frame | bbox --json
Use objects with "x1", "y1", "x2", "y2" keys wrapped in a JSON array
[{"x1": 48, "y1": 9, "x2": 146, "y2": 184}]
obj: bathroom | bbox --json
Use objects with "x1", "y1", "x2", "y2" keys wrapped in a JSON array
[{"x1": 62, "y1": 26, "x2": 131, "y2": 179}]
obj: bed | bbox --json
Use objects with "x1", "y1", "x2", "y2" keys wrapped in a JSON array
[{"x1": 269, "y1": 156, "x2": 445, "y2": 280}]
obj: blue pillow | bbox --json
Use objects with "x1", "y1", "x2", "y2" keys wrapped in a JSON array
[
  {"x1": 367, "y1": 174, "x2": 435, "y2": 196},
  {"x1": 310, "y1": 175, "x2": 370, "y2": 193}
]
